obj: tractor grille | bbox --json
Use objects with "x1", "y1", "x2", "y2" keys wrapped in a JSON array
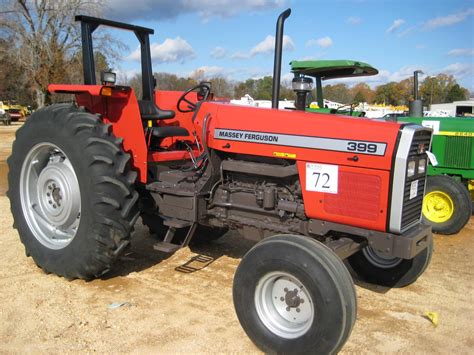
[
  {"x1": 445, "y1": 136, "x2": 472, "y2": 169},
  {"x1": 400, "y1": 130, "x2": 431, "y2": 230}
]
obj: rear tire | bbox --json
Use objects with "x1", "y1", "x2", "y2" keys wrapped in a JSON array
[
  {"x1": 233, "y1": 235, "x2": 356, "y2": 354},
  {"x1": 422, "y1": 175, "x2": 471, "y2": 235},
  {"x1": 7, "y1": 104, "x2": 139, "y2": 280},
  {"x1": 348, "y1": 235, "x2": 433, "y2": 288}
]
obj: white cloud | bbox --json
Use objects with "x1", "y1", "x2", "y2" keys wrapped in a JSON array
[
  {"x1": 397, "y1": 26, "x2": 415, "y2": 38},
  {"x1": 386, "y1": 19, "x2": 405, "y2": 33},
  {"x1": 129, "y1": 37, "x2": 195, "y2": 64},
  {"x1": 448, "y1": 48, "x2": 474, "y2": 57},
  {"x1": 104, "y1": 0, "x2": 288, "y2": 21},
  {"x1": 250, "y1": 35, "x2": 295, "y2": 56},
  {"x1": 306, "y1": 36, "x2": 333, "y2": 48},
  {"x1": 211, "y1": 46, "x2": 227, "y2": 59},
  {"x1": 442, "y1": 62, "x2": 473, "y2": 78},
  {"x1": 416, "y1": 44, "x2": 427, "y2": 50},
  {"x1": 115, "y1": 68, "x2": 141, "y2": 83},
  {"x1": 347, "y1": 16, "x2": 362, "y2": 25},
  {"x1": 230, "y1": 51, "x2": 251, "y2": 60},
  {"x1": 423, "y1": 8, "x2": 474, "y2": 30}
]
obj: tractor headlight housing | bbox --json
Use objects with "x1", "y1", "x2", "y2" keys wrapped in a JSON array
[
  {"x1": 418, "y1": 158, "x2": 426, "y2": 174},
  {"x1": 292, "y1": 76, "x2": 313, "y2": 92},
  {"x1": 407, "y1": 160, "x2": 416, "y2": 177}
]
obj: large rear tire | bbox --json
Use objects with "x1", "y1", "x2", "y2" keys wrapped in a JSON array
[
  {"x1": 7, "y1": 104, "x2": 139, "y2": 280},
  {"x1": 348, "y1": 235, "x2": 433, "y2": 288},
  {"x1": 422, "y1": 175, "x2": 471, "y2": 235},
  {"x1": 233, "y1": 235, "x2": 356, "y2": 354}
]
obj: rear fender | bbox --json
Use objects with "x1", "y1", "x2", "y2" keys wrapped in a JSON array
[{"x1": 48, "y1": 84, "x2": 147, "y2": 183}]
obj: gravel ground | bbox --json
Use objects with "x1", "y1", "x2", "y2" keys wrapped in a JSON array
[{"x1": 0, "y1": 123, "x2": 473, "y2": 353}]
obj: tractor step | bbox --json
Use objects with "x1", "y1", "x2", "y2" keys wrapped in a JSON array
[
  {"x1": 163, "y1": 218, "x2": 193, "y2": 229},
  {"x1": 153, "y1": 241, "x2": 182, "y2": 253}
]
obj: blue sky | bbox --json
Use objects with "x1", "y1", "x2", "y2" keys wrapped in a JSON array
[{"x1": 102, "y1": 0, "x2": 474, "y2": 91}]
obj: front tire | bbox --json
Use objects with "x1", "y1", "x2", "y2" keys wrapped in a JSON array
[
  {"x1": 233, "y1": 235, "x2": 356, "y2": 354},
  {"x1": 348, "y1": 235, "x2": 433, "y2": 288},
  {"x1": 7, "y1": 104, "x2": 139, "y2": 280},
  {"x1": 422, "y1": 175, "x2": 471, "y2": 235}
]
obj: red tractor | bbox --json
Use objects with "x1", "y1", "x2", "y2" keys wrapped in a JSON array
[{"x1": 7, "y1": 9, "x2": 433, "y2": 353}]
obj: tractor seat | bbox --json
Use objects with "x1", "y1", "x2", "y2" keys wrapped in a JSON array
[
  {"x1": 151, "y1": 126, "x2": 189, "y2": 138},
  {"x1": 138, "y1": 100, "x2": 175, "y2": 120}
]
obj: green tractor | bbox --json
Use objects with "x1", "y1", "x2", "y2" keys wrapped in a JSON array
[
  {"x1": 290, "y1": 60, "x2": 473, "y2": 235},
  {"x1": 399, "y1": 115, "x2": 473, "y2": 234}
]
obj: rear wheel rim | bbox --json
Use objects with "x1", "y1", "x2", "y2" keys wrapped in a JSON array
[
  {"x1": 422, "y1": 190, "x2": 454, "y2": 223},
  {"x1": 20, "y1": 143, "x2": 81, "y2": 250},
  {"x1": 254, "y1": 271, "x2": 314, "y2": 339}
]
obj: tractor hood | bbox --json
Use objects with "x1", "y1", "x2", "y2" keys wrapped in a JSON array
[{"x1": 202, "y1": 102, "x2": 403, "y2": 171}]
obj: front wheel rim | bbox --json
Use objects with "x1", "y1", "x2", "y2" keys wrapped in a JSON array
[
  {"x1": 363, "y1": 246, "x2": 403, "y2": 269},
  {"x1": 20, "y1": 143, "x2": 81, "y2": 250},
  {"x1": 422, "y1": 190, "x2": 454, "y2": 223},
  {"x1": 255, "y1": 271, "x2": 314, "y2": 339}
]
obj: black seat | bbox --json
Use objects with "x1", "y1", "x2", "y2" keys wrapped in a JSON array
[
  {"x1": 138, "y1": 100, "x2": 175, "y2": 120},
  {"x1": 151, "y1": 126, "x2": 189, "y2": 138}
]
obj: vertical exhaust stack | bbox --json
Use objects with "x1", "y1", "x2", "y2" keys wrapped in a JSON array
[
  {"x1": 272, "y1": 8, "x2": 291, "y2": 109},
  {"x1": 409, "y1": 70, "x2": 423, "y2": 117}
]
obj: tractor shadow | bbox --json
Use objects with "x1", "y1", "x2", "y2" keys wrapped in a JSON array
[
  {"x1": 102, "y1": 222, "x2": 256, "y2": 279},
  {"x1": 344, "y1": 261, "x2": 393, "y2": 294}
]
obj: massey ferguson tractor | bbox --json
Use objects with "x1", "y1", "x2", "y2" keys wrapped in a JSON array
[{"x1": 7, "y1": 9, "x2": 433, "y2": 353}]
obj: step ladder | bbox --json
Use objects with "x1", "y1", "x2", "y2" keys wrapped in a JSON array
[{"x1": 153, "y1": 219, "x2": 197, "y2": 253}]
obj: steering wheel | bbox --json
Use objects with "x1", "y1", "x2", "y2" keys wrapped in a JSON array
[{"x1": 177, "y1": 83, "x2": 211, "y2": 113}]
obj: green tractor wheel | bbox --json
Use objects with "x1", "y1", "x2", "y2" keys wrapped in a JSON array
[{"x1": 422, "y1": 175, "x2": 472, "y2": 235}]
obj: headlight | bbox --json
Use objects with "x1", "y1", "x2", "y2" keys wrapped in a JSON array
[
  {"x1": 407, "y1": 160, "x2": 416, "y2": 177},
  {"x1": 418, "y1": 158, "x2": 426, "y2": 174},
  {"x1": 100, "y1": 71, "x2": 116, "y2": 85}
]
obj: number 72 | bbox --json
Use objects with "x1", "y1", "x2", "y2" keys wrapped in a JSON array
[{"x1": 313, "y1": 172, "x2": 330, "y2": 189}]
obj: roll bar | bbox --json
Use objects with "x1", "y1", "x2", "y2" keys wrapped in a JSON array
[{"x1": 75, "y1": 15, "x2": 155, "y2": 101}]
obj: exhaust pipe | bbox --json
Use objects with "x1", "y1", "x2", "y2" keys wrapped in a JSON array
[
  {"x1": 409, "y1": 70, "x2": 423, "y2": 117},
  {"x1": 272, "y1": 8, "x2": 291, "y2": 109}
]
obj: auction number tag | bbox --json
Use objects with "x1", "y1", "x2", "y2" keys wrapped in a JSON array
[
  {"x1": 306, "y1": 163, "x2": 338, "y2": 194},
  {"x1": 410, "y1": 180, "x2": 419, "y2": 200}
]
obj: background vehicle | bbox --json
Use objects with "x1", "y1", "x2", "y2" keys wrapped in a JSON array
[
  {"x1": 0, "y1": 101, "x2": 12, "y2": 125},
  {"x1": 399, "y1": 115, "x2": 473, "y2": 234},
  {"x1": 291, "y1": 61, "x2": 473, "y2": 234},
  {"x1": 7, "y1": 10, "x2": 432, "y2": 353}
]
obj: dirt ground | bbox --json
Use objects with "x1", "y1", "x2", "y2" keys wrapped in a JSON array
[{"x1": 0, "y1": 123, "x2": 473, "y2": 353}]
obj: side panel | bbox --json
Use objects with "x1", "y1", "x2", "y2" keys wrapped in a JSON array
[{"x1": 297, "y1": 161, "x2": 390, "y2": 231}]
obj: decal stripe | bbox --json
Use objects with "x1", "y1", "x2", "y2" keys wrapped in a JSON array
[{"x1": 214, "y1": 128, "x2": 387, "y2": 156}]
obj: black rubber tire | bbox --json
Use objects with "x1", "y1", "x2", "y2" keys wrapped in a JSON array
[
  {"x1": 348, "y1": 235, "x2": 433, "y2": 288},
  {"x1": 7, "y1": 104, "x2": 139, "y2": 280},
  {"x1": 233, "y1": 235, "x2": 356, "y2": 354},
  {"x1": 422, "y1": 175, "x2": 472, "y2": 235}
]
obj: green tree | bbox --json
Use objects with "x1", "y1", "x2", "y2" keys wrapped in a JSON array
[
  {"x1": 350, "y1": 83, "x2": 374, "y2": 103},
  {"x1": 419, "y1": 74, "x2": 456, "y2": 105},
  {"x1": 374, "y1": 82, "x2": 405, "y2": 105},
  {"x1": 323, "y1": 84, "x2": 352, "y2": 104},
  {"x1": 445, "y1": 84, "x2": 468, "y2": 102}
]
